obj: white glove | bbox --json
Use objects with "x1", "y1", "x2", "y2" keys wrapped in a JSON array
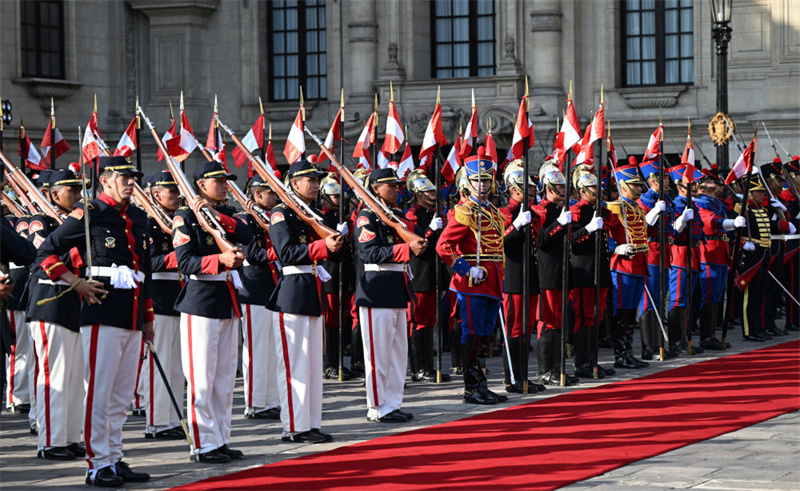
[
  {"x1": 674, "y1": 208, "x2": 694, "y2": 233},
  {"x1": 428, "y1": 217, "x2": 443, "y2": 232},
  {"x1": 734, "y1": 193, "x2": 743, "y2": 201},
  {"x1": 770, "y1": 199, "x2": 787, "y2": 212},
  {"x1": 336, "y1": 222, "x2": 349, "y2": 236},
  {"x1": 789, "y1": 222, "x2": 797, "y2": 235},
  {"x1": 721, "y1": 219, "x2": 735, "y2": 231},
  {"x1": 734, "y1": 215, "x2": 747, "y2": 228},
  {"x1": 557, "y1": 209, "x2": 572, "y2": 226},
  {"x1": 742, "y1": 241, "x2": 756, "y2": 251},
  {"x1": 645, "y1": 200, "x2": 667, "y2": 226},
  {"x1": 316, "y1": 265, "x2": 332, "y2": 283},
  {"x1": 613, "y1": 244, "x2": 634, "y2": 256},
  {"x1": 469, "y1": 267, "x2": 485, "y2": 281},
  {"x1": 513, "y1": 211, "x2": 531, "y2": 230},
  {"x1": 585, "y1": 216, "x2": 603, "y2": 234}
]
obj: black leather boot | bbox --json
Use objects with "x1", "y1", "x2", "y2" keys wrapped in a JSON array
[
  {"x1": 350, "y1": 324, "x2": 365, "y2": 378},
  {"x1": 450, "y1": 322, "x2": 463, "y2": 374},
  {"x1": 409, "y1": 330, "x2": 423, "y2": 381},
  {"x1": 572, "y1": 324, "x2": 591, "y2": 375},
  {"x1": 668, "y1": 307, "x2": 684, "y2": 353},
  {"x1": 537, "y1": 328, "x2": 554, "y2": 383}
]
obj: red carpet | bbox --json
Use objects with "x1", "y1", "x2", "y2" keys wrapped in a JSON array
[{"x1": 175, "y1": 341, "x2": 800, "y2": 491}]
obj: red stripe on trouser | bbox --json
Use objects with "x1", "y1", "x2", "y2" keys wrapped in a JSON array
[
  {"x1": 367, "y1": 309, "x2": 379, "y2": 406},
  {"x1": 227, "y1": 281, "x2": 241, "y2": 318},
  {"x1": 84, "y1": 325, "x2": 100, "y2": 468},
  {"x1": 38, "y1": 321, "x2": 52, "y2": 447},
  {"x1": 7, "y1": 313, "x2": 15, "y2": 405},
  {"x1": 464, "y1": 297, "x2": 474, "y2": 336},
  {"x1": 134, "y1": 339, "x2": 144, "y2": 408},
  {"x1": 187, "y1": 315, "x2": 202, "y2": 448},
  {"x1": 245, "y1": 304, "x2": 254, "y2": 407},
  {"x1": 278, "y1": 313, "x2": 295, "y2": 432},
  {"x1": 672, "y1": 270, "x2": 682, "y2": 309},
  {"x1": 704, "y1": 265, "x2": 712, "y2": 305},
  {"x1": 148, "y1": 352, "x2": 154, "y2": 426}
]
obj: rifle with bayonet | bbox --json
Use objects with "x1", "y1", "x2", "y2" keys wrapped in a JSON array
[{"x1": 0, "y1": 149, "x2": 63, "y2": 224}]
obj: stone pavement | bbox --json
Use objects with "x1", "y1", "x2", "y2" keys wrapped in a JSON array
[{"x1": 1, "y1": 323, "x2": 798, "y2": 491}]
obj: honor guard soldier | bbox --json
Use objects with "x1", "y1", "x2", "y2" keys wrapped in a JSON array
[
  {"x1": 666, "y1": 165, "x2": 705, "y2": 353},
  {"x1": 695, "y1": 172, "x2": 745, "y2": 349},
  {"x1": 532, "y1": 160, "x2": 576, "y2": 386},
  {"x1": 25, "y1": 169, "x2": 86, "y2": 460},
  {"x1": 172, "y1": 160, "x2": 253, "y2": 463},
  {"x1": 140, "y1": 171, "x2": 186, "y2": 439},
  {"x1": 404, "y1": 169, "x2": 449, "y2": 383},
  {"x1": 783, "y1": 157, "x2": 800, "y2": 331},
  {"x1": 498, "y1": 160, "x2": 543, "y2": 393},
  {"x1": 569, "y1": 168, "x2": 614, "y2": 379},
  {"x1": 319, "y1": 173, "x2": 355, "y2": 381},
  {"x1": 607, "y1": 162, "x2": 661, "y2": 369},
  {"x1": 437, "y1": 155, "x2": 508, "y2": 404},
  {"x1": 266, "y1": 159, "x2": 342, "y2": 443},
  {"x1": 347, "y1": 167, "x2": 369, "y2": 379},
  {"x1": 238, "y1": 174, "x2": 281, "y2": 419},
  {"x1": 355, "y1": 167, "x2": 426, "y2": 422},
  {"x1": 636, "y1": 158, "x2": 676, "y2": 360},
  {"x1": 36, "y1": 156, "x2": 152, "y2": 487}
]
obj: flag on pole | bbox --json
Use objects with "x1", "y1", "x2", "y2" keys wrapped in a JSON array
[
  {"x1": 87, "y1": 112, "x2": 102, "y2": 140},
  {"x1": 725, "y1": 137, "x2": 757, "y2": 185},
  {"x1": 169, "y1": 111, "x2": 198, "y2": 162},
  {"x1": 442, "y1": 135, "x2": 462, "y2": 183},
  {"x1": 509, "y1": 97, "x2": 530, "y2": 161},
  {"x1": 560, "y1": 100, "x2": 582, "y2": 152},
  {"x1": 113, "y1": 117, "x2": 138, "y2": 157},
  {"x1": 607, "y1": 135, "x2": 618, "y2": 169},
  {"x1": 283, "y1": 108, "x2": 305, "y2": 164},
  {"x1": 681, "y1": 137, "x2": 695, "y2": 166},
  {"x1": 265, "y1": 138, "x2": 277, "y2": 174},
  {"x1": 642, "y1": 126, "x2": 663, "y2": 162},
  {"x1": 205, "y1": 115, "x2": 227, "y2": 167},
  {"x1": 376, "y1": 149, "x2": 391, "y2": 169},
  {"x1": 381, "y1": 101, "x2": 404, "y2": 155},
  {"x1": 458, "y1": 107, "x2": 478, "y2": 160},
  {"x1": 484, "y1": 134, "x2": 498, "y2": 168},
  {"x1": 231, "y1": 115, "x2": 265, "y2": 169},
  {"x1": 156, "y1": 117, "x2": 177, "y2": 162},
  {"x1": 19, "y1": 127, "x2": 45, "y2": 171},
  {"x1": 397, "y1": 143, "x2": 414, "y2": 179},
  {"x1": 352, "y1": 113, "x2": 376, "y2": 169},
  {"x1": 588, "y1": 105, "x2": 605, "y2": 145},
  {"x1": 318, "y1": 106, "x2": 343, "y2": 164},
  {"x1": 574, "y1": 124, "x2": 594, "y2": 167},
  {"x1": 81, "y1": 125, "x2": 101, "y2": 164},
  {"x1": 40, "y1": 125, "x2": 71, "y2": 165},
  {"x1": 419, "y1": 103, "x2": 447, "y2": 162}
]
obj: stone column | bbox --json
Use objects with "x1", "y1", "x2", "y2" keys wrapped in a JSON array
[
  {"x1": 347, "y1": 0, "x2": 378, "y2": 104},
  {"x1": 530, "y1": 0, "x2": 563, "y2": 115}
]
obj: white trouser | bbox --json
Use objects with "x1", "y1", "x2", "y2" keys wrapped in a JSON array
[
  {"x1": 359, "y1": 307, "x2": 408, "y2": 420},
  {"x1": 242, "y1": 304, "x2": 279, "y2": 414},
  {"x1": 133, "y1": 338, "x2": 146, "y2": 409},
  {"x1": 82, "y1": 325, "x2": 141, "y2": 475},
  {"x1": 5, "y1": 310, "x2": 33, "y2": 408},
  {"x1": 180, "y1": 313, "x2": 238, "y2": 455},
  {"x1": 143, "y1": 315, "x2": 183, "y2": 433},
  {"x1": 273, "y1": 312, "x2": 323, "y2": 436},
  {"x1": 31, "y1": 320, "x2": 84, "y2": 449}
]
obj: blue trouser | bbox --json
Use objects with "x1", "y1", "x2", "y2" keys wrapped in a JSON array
[
  {"x1": 456, "y1": 293, "x2": 501, "y2": 344},
  {"x1": 611, "y1": 271, "x2": 646, "y2": 317},
  {"x1": 699, "y1": 262, "x2": 728, "y2": 309},
  {"x1": 669, "y1": 266, "x2": 701, "y2": 311},
  {"x1": 639, "y1": 263, "x2": 668, "y2": 315}
]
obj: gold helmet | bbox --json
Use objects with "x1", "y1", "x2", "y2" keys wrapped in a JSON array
[
  {"x1": 406, "y1": 169, "x2": 435, "y2": 195},
  {"x1": 573, "y1": 166, "x2": 598, "y2": 191},
  {"x1": 539, "y1": 160, "x2": 565, "y2": 188},
  {"x1": 455, "y1": 165, "x2": 469, "y2": 193},
  {"x1": 352, "y1": 167, "x2": 369, "y2": 188},
  {"x1": 503, "y1": 159, "x2": 533, "y2": 193},
  {"x1": 320, "y1": 172, "x2": 341, "y2": 196}
]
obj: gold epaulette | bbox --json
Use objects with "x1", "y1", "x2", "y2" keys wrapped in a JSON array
[
  {"x1": 454, "y1": 203, "x2": 475, "y2": 228},
  {"x1": 733, "y1": 203, "x2": 742, "y2": 214},
  {"x1": 606, "y1": 200, "x2": 622, "y2": 216}
]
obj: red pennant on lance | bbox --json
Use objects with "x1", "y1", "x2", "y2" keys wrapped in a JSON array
[
  {"x1": 352, "y1": 112, "x2": 375, "y2": 168},
  {"x1": 607, "y1": 136, "x2": 618, "y2": 169},
  {"x1": 40, "y1": 125, "x2": 70, "y2": 165},
  {"x1": 81, "y1": 125, "x2": 101, "y2": 164},
  {"x1": 87, "y1": 112, "x2": 102, "y2": 141},
  {"x1": 318, "y1": 106, "x2": 343, "y2": 164},
  {"x1": 205, "y1": 115, "x2": 227, "y2": 168},
  {"x1": 156, "y1": 118, "x2": 177, "y2": 162},
  {"x1": 458, "y1": 107, "x2": 478, "y2": 161},
  {"x1": 553, "y1": 129, "x2": 567, "y2": 165},
  {"x1": 642, "y1": 125, "x2": 662, "y2": 162},
  {"x1": 113, "y1": 117, "x2": 138, "y2": 157},
  {"x1": 168, "y1": 111, "x2": 198, "y2": 162},
  {"x1": 589, "y1": 105, "x2": 605, "y2": 146},
  {"x1": 377, "y1": 149, "x2": 391, "y2": 169},
  {"x1": 509, "y1": 97, "x2": 530, "y2": 161},
  {"x1": 19, "y1": 127, "x2": 45, "y2": 171},
  {"x1": 726, "y1": 137, "x2": 757, "y2": 185},
  {"x1": 419, "y1": 103, "x2": 447, "y2": 162},
  {"x1": 381, "y1": 101, "x2": 404, "y2": 155},
  {"x1": 283, "y1": 108, "x2": 305, "y2": 164},
  {"x1": 574, "y1": 124, "x2": 594, "y2": 167},
  {"x1": 484, "y1": 134, "x2": 498, "y2": 169},
  {"x1": 442, "y1": 135, "x2": 462, "y2": 184},
  {"x1": 681, "y1": 137, "x2": 695, "y2": 166},
  {"x1": 396, "y1": 142, "x2": 414, "y2": 179},
  {"x1": 231, "y1": 114, "x2": 264, "y2": 169},
  {"x1": 265, "y1": 139, "x2": 277, "y2": 173},
  {"x1": 682, "y1": 161, "x2": 699, "y2": 185},
  {"x1": 560, "y1": 100, "x2": 582, "y2": 152}
]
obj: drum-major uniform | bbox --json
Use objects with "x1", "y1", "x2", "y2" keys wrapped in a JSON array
[{"x1": 172, "y1": 160, "x2": 253, "y2": 463}]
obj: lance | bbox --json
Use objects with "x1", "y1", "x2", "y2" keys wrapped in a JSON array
[
  {"x1": 558, "y1": 89, "x2": 573, "y2": 387},
  {"x1": 762, "y1": 122, "x2": 800, "y2": 202},
  {"x1": 79, "y1": 126, "x2": 92, "y2": 283},
  {"x1": 684, "y1": 121, "x2": 695, "y2": 355},
  {"x1": 372, "y1": 93, "x2": 378, "y2": 166},
  {"x1": 769, "y1": 271, "x2": 800, "y2": 308},
  {"x1": 338, "y1": 89, "x2": 346, "y2": 382},
  {"x1": 91, "y1": 95, "x2": 98, "y2": 198},
  {"x1": 259, "y1": 96, "x2": 266, "y2": 173},
  {"x1": 519, "y1": 79, "x2": 531, "y2": 392},
  {"x1": 593, "y1": 88, "x2": 604, "y2": 379},
  {"x1": 657, "y1": 110, "x2": 668, "y2": 357},
  {"x1": 433, "y1": 86, "x2": 445, "y2": 383},
  {"x1": 49, "y1": 98, "x2": 57, "y2": 170},
  {"x1": 135, "y1": 97, "x2": 142, "y2": 173}
]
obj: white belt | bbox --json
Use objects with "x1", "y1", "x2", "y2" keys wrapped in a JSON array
[
  {"x1": 772, "y1": 234, "x2": 800, "y2": 240},
  {"x1": 281, "y1": 265, "x2": 314, "y2": 275},
  {"x1": 8, "y1": 262, "x2": 25, "y2": 270},
  {"x1": 38, "y1": 278, "x2": 71, "y2": 286},
  {"x1": 90, "y1": 265, "x2": 144, "y2": 289},
  {"x1": 188, "y1": 270, "x2": 243, "y2": 290},
  {"x1": 152, "y1": 272, "x2": 180, "y2": 281},
  {"x1": 364, "y1": 263, "x2": 406, "y2": 273}
]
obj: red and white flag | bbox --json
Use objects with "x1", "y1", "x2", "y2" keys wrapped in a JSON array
[
  {"x1": 642, "y1": 125, "x2": 663, "y2": 162},
  {"x1": 381, "y1": 101, "x2": 404, "y2": 155},
  {"x1": 19, "y1": 127, "x2": 44, "y2": 171},
  {"x1": 725, "y1": 137, "x2": 757, "y2": 185},
  {"x1": 509, "y1": 97, "x2": 531, "y2": 161},
  {"x1": 588, "y1": 105, "x2": 605, "y2": 146},
  {"x1": 574, "y1": 124, "x2": 594, "y2": 167},
  {"x1": 40, "y1": 125, "x2": 71, "y2": 165},
  {"x1": 560, "y1": 100, "x2": 582, "y2": 152},
  {"x1": 607, "y1": 136, "x2": 618, "y2": 169},
  {"x1": 376, "y1": 149, "x2": 391, "y2": 169},
  {"x1": 458, "y1": 107, "x2": 478, "y2": 160},
  {"x1": 352, "y1": 113, "x2": 376, "y2": 169},
  {"x1": 231, "y1": 115, "x2": 264, "y2": 169},
  {"x1": 681, "y1": 137, "x2": 695, "y2": 166},
  {"x1": 87, "y1": 112, "x2": 102, "y2": 141},
  {"x1": 81, "y1": 125, "x2": 101, "y2": 164},
  {"x1": 484, "y1": 134, "x2": 498, "y2": 169},
  {"x1": 169, "y1": 111, "x2": 198, "y2": 162},
  {"x1": 265, "y1": 138, "x2": 277, "y2": 174},
  {"x1": 553, "y1": 130, "x2": 567, "y2": 165},
  {"x1": 419, "y1": 103, "x2": 447, "y2": 162},
  {"x1": 283, "y1": 108, "x2": 305, "y2": 164},
  {"x1": 396, "y1": 143, "x2": 414, "y2": 179},
  {"x1": 113, "y1": 117, "x2": 138, "y2": 157},
  {"x1": 442, "y1": 135, "x2": 462, "y2": 183},
  {"x1": 205, "y1": 115, "x2": 227, "y2": 167},
  {"x1": 318, "y1": 106, "x2": 343, "y2": 164},
  {"x1": 156, "y1": 117, "x2": 177, "y2": 162}
]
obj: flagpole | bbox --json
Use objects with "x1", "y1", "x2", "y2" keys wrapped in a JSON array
[
  {"x1": 135, "y1": 97, "x2": 142, "y2": 174},
  {"x1": 259, "y1": 97, "x2": 266, "y2": 173},
  {"x1": 91, "y1": 95, "x2": 98, "y2": 197},
  {"x1": 593, "y1": 88, "x2": 604, "y2": 379},
  {"x1": 521, "y1": 77, "x2": 531, "y2": 394},
  {"x1": 299, "y1": 87, "x2": 306, "y2": 160},
  {"x1": 560, "y1": 82, "x2": 573, "y2": 387},
  {"x1": 338, "y1": 88, "x2": 346, "y2": 382},
  {"x1": 433, "y1": 86, "x2": 444, "y2": 383},
  {"x1": 685, "y1": 120, "x2": 694, "y2": 356},
  {"x1": 658, "y1": 108, "x2": 667, "y2": 359},
  {"x1": 372, "y1": 93, "x2": 378, "y2": 166},
  {"x1": 50, "y1": 98, "x2": 56, "y2": 170}
]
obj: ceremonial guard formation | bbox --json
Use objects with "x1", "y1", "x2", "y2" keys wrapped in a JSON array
[{"x1": 2, "y1": 84, "x2": 799, "y2": 489}]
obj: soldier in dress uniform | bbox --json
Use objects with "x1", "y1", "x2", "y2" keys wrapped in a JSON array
[
  {"x1": 24, "y1": 169, "x2": 86, "y2": 460},
  {"x1": 498, "y1": 160, "x2": 542, "y2": 393},
  {"x1": 238, "y1": 174, "x2": 281, "y2": 419},
  {"x1": 607, "y1": 162, "x2": 663, "y2": 370},
  {"x1": 139, "y1": 171, "x2": 186, "y2": 439},
  {"x1": 532, "y1": 160, "x2": 576, "y2": 386},
  {"x1": 347, "y1": 168, "x2": 369, "y2": 379},
  {"x1": 782, "y1": 157, "x2": 800, "y2": 332},
  {"x1": 319, "y1": 173, "x2": 355, "y2": 381},
  {"x1": 404, "y1": 169, "x2": 449, "y2": 383},
  {"x1": 36, "y1": 156, "x2": 152, "y2": 487},
  {"x1": 172, "y1": 160, "x2": 253, "y2": 463},
  {"x1": 569, "y1": 168, "x2": 614, "y2": 379},
  {"x1": 695, "y1": 172, "x2": 745, "y2": 349},
  {"x1": 266, "y1": 159, "x2": 342, "y2": 443},
  {"x1": 437, "y1": 155, "x2": 509, "y2": 404}
]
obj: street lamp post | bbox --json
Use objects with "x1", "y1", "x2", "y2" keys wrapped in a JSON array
[{"x1": 710, "y1": 0, "x2": 732, "y2": 171}]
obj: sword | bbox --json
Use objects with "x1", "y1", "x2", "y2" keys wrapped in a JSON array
[
  {"x1": 768, "y1": 271, "x2": 800, "y2": 308},
  {"x1": 497, "y1": 312, "x2": 516, "y2": 386},
  {"x1": 145, "y1": 341, "x2": 192, "y2": 445},
  {"x1": 644, "y1": 285, "x2": 669, "y2": 343}
]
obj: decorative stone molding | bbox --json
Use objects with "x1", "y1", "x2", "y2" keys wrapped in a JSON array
[
  {"x1": 128, "y1": 0, "x2": 219, "y2": 24},
  {"x1": 617, "y1": 86, "x2": 689, "y2": 109},
  {"x1": 531, "y1": 10, "x2": 562, "y2": 33},
  {"x1": 348, "y1": 21, "x2": 378, "y2": 43},
  {"x1": 12, "y1": 78, "x2": 83, "y2": 116}
]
